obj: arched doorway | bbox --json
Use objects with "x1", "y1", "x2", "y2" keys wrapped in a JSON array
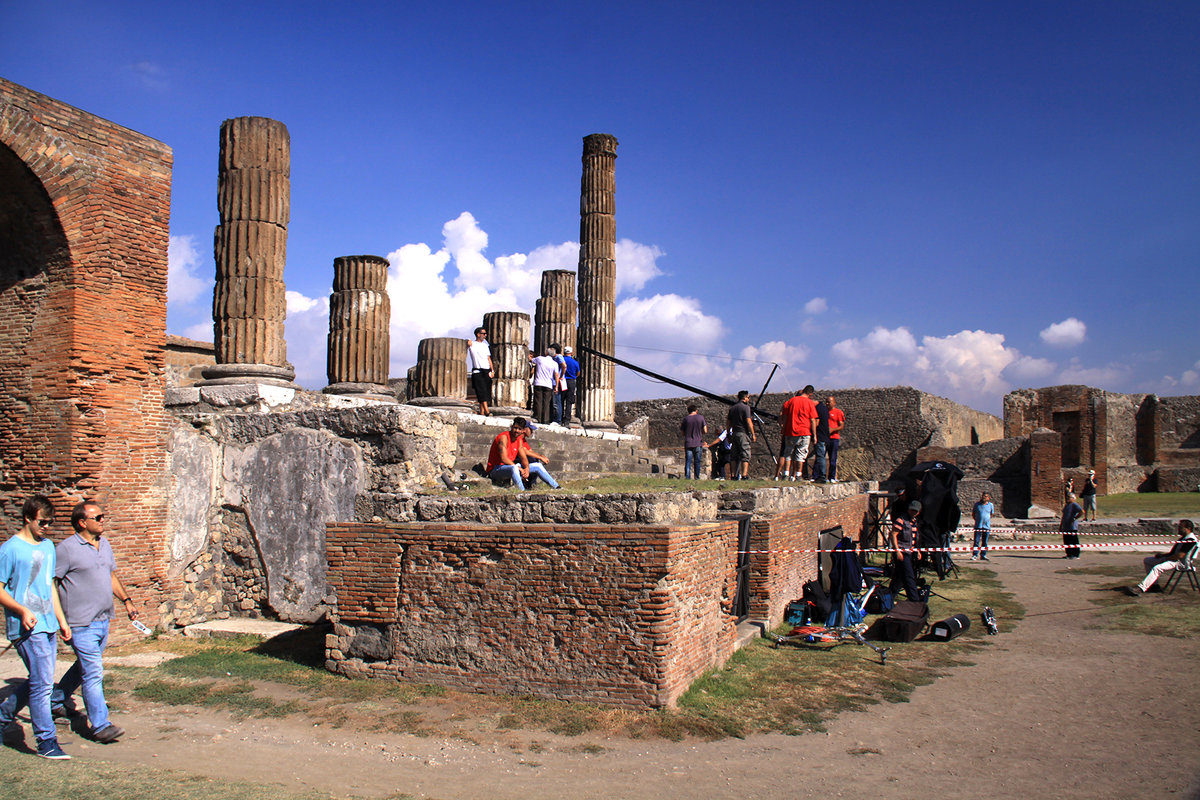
[{"x1": 0, "y1": 142, "x2": 73, "y2": 521}]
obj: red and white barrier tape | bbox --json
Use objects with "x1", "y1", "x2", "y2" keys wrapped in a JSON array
[
  {"x1": 952, "y1": 526, "x2": 1167, "y2": 536},
  {"x1": 739, "y1": 540, "x2": 1178, "y2": 555}
]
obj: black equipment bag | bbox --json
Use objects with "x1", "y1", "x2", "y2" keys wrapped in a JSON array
[
  {"x1": 879, "y1": 600, "x2": 929, "y2": 642},
  {"x1": 930, "y1": 613, "x2": 971, "y2": 641},
  {"x1": 802, "y1": 580, "x2": 832, "y2": 623}
]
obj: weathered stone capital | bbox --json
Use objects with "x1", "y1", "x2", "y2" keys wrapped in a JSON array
[{"x1": 583, "y1": 133, "x2": 619, "y2": 156}]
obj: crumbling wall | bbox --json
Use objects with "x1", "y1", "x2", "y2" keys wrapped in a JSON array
[
  {"x1": 165, "y1": 398, "x2": 458, "y2": 625},
  {"x1": 325, "y1": 520, "x2": 739, "y2": 708},
  {"x1": 616, "y1": 387, "x2": 1000, "y2": 481}
]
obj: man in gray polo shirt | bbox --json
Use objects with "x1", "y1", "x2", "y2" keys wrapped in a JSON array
[{"x1": 51, "y1": 500, "x2": 138, "y2": 743}]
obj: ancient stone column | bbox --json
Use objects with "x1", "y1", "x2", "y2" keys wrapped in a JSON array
[
  {"x1": 483, "y1": 311, "x2": 531, "y2": 417},
  {"x1": 575, "y1": 133, "x2": 618, "y2": 430},
  {"x1": 534, "y1": 270, "x2": 576, "y2": 358},
  {"x1": 325, "y1": 255, "x2": 392, "y2": 398},
  {"x1": 203, "y1": 116, "x2": 296, "y2": 386},
  {"x1": 407, "y1": 337, "x2": 472, "y2": 411}
]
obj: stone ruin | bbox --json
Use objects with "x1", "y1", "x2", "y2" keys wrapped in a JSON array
[{"x1": 5, "y1": 76, "x2": 1199, "y2": 708}]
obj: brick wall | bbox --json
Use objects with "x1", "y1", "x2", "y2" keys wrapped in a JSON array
[
  {"x1": 746, "y1": 494, "x2": 869, "y2": 626},
  {"x1": 325, "y1": 520, "x2": 738, "y2": 708},
  {"x1": 0, "y1": 78, "x2": 173, "y2": 623},
  {"x1": 1029, "y1": 429, "x2": 1063, "y2": 511}
]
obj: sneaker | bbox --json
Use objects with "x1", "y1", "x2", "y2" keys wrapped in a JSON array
[
  {"x1": 92, "y1": 724, "x2": 125, "y2": 743},
  {"x1": 36, "y1": 739, "x2": 70, "y2": 760},
  {"x1": 969, "y1": 555, "x2": 978, "y2": 561},
  {"x1": 1122, "y1": 586, "x2": 1142, "y2": 597},
  {"x1": 981, "y1": 556, "x2": 990, "y2": 561}
]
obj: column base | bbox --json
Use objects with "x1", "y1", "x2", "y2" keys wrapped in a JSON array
[
  {"x1": 407, "y1": 396, "x2": 475, "y2": 413},
  {"x1": 488, "y1": 406, "x2": 531, "y2": 419},
  {"x1": 199, "y1": 363, "x2": 297, "y2": 388},
  {"x1": 324, "y1": 382, "x2": 396, "y2": 401},
  {"x1": 583, "y1": 419, "x2": 620, "y2": 432}
]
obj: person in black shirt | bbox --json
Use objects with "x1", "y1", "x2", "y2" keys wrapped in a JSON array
[
  {"x1": 726, "y1": 390, "x2": 755, "y2": 480},
  {"x1": 812, "y1": 399, "x2": 831, "y2": 483}
]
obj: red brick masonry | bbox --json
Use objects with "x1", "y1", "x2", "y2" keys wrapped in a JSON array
[{"x1": 326, "y1": 520, "x2": 739, "y2": 708}]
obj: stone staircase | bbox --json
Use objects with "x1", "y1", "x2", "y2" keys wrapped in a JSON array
[{"x1": 454, "y1": 418, "x2": 679, "y2": 482}]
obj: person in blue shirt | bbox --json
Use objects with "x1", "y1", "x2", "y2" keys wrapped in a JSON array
[
  {"x1": 560, "y1": 346, "x2": 580, "y2": 426},
  {"x1": 971, "y1": 492, "x2": 995, "y2": 561},
  {"x1": 0, "y1": 495, "x2": 73, "y2": 760}
]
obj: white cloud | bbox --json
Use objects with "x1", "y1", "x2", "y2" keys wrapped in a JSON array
[
  {"x1": 1004, "y1": 355, "x2": 1057, "y2": 383},
  {"x1": 286, "y1": 291, "x2": 325, "y2": 315},
  {"x1": 182, "y1": 321, "x2": 212, "y2": 342},
  {"x1": 615, "y1": 240, "x2": 665, "y2": 295},
  {"x1": 825, "y1": 326, "x2": 1020, "y2": 407},
  {"x1": 804, "y1": 297, "x2": 828, "y2": 315},
  {"x1": 1039, "y1": 317, "x2": 1087, "y2": 347},
  {"x1": 282, "y1": 292, "x2": 330, "y2": 387},
  {"x1": 617, "y1": 294, "x2": 725, "y2": 351},
  {"x1": 1057, "y1": 358, "x2": 1131, "y2": 387},
  {"x1": 167, "y1": 235, "x2": 210, "y2": 307}
]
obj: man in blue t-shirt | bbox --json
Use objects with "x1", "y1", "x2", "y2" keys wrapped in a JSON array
[
  {"x1": 0, "y1": 495, "x2": 73, "y2": 759},
  {"x1": 560, "y1": 346, "x2": 580, "y2": 425},
  {"x1": 971, "y1": 492, "x2": 995, "y2": 561}
]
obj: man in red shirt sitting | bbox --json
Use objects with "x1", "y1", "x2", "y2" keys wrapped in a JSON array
[{"x1": 485, "y1": 417, "x2": 560, "y2": 491}]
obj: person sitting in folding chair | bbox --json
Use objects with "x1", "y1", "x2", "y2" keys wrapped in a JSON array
[{"x1": 1124, "y1": 519, "x2": 1196, "y2": 596}]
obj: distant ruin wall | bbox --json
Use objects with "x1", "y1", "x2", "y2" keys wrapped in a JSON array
[
  {"x1": 325, "y1": 520, "x2": 739, "y2": 708},
  {"x1": 616, "y1": 387, "x2": 1001, "y2": 482}
]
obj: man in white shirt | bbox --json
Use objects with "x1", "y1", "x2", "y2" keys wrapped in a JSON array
[
  {"x1": 529, "y1": 346, "x2": 562, "y2": 425},
  {"x1": 467, "y1": 326, "x2": 494, "y2": 417}
]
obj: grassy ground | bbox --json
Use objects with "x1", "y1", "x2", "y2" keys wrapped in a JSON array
[
  {"x1": 0, "y1": 747, "x2": 374, "y2": 800},
  {"x1": 1097, "y1": 492, "x2": 1200, "y2": 519},
  {"x1": 1067, "y1": 562, "x2": 1200, "y2": 639}
]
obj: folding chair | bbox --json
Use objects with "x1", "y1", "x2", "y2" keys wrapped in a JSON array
[{"x1": 1162, "y1": 542, "x2": 1199, "y2": 594}]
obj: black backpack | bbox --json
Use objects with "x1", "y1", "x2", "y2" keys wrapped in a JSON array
[{"x1": 802, "y1": 580, "x2": 832, "y2": 622}]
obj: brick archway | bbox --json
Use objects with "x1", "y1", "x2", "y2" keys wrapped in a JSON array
[{"x1": 0, "y1": 78, "x2": 175, "y2": 621}]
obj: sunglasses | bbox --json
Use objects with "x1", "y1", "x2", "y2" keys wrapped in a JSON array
[
  {"x1": 85, "y1": 514, "x2": 105, "y2": 522},
  {"x1": 36, "y1": 519, "x2": 53, "y2": 528}
]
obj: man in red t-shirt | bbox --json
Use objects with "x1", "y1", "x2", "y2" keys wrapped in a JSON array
[
  {"x1": 774, "y1": 385, "x2": 819, "y2": 481},
  {"x1": 485, "y1": 417, "x2": 559, "y2": 491},
  {"x1": 827, "y1": 395, "x2": 846, "y2": 482}
]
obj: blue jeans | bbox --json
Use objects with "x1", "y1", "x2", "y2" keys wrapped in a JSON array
[
  {"x1": 972, "y1": 528, "x2": 990, "y2": 558},
  {"x1": 53, "y1": 617, "x2": 110, "y2": 731},
  {"x1": 684, "y1": 446, "x2": 704, "y2": 479},
  {"x1": 0, "y1": 631, "x2": 58, "y2": 744},
  {"x1": 813, "y1": 440, "x2": 828, "y2": 481},
  {"x1": 488, "y1": 463, "x2": 560, "y2": 491},
  {"x1": 552, "y1": 392, "x2": 563, "y2": 424}
]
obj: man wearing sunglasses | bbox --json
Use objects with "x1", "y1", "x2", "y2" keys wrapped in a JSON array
[
  {"x1": 49, "y1": 501, "x2": 137, "y2": 744},
  {"x1": 0, "y1": 495, "x2": 73, "y2": 759}
]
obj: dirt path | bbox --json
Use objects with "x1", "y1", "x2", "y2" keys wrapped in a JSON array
[{"x1": 22, "y1": 553, "x2": 1200, "y2": 799}]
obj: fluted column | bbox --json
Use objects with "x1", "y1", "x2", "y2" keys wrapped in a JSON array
[
  {"x1": 576, "y1": 133, "x2": 618, "y2": 430},
  {"x1": 534, "y1": 270, "x2": 576, "y2": 358},
  {"x1": 407, "y1": 337, "x2": 472, "y2": 411},
  {"x1": 482, "y1": 311, "x2": 531, "y2": 417},
  {"x1": 202, "y1": 116, "x2": 296, "y2": 386},
  {"x1": 325, "y1": 255, "x2": 393, "y2": 399}
]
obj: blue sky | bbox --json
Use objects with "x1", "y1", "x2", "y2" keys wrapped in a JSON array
[{"x1": 4, "y1": 1, "x2": 1197, "y2": 414}]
